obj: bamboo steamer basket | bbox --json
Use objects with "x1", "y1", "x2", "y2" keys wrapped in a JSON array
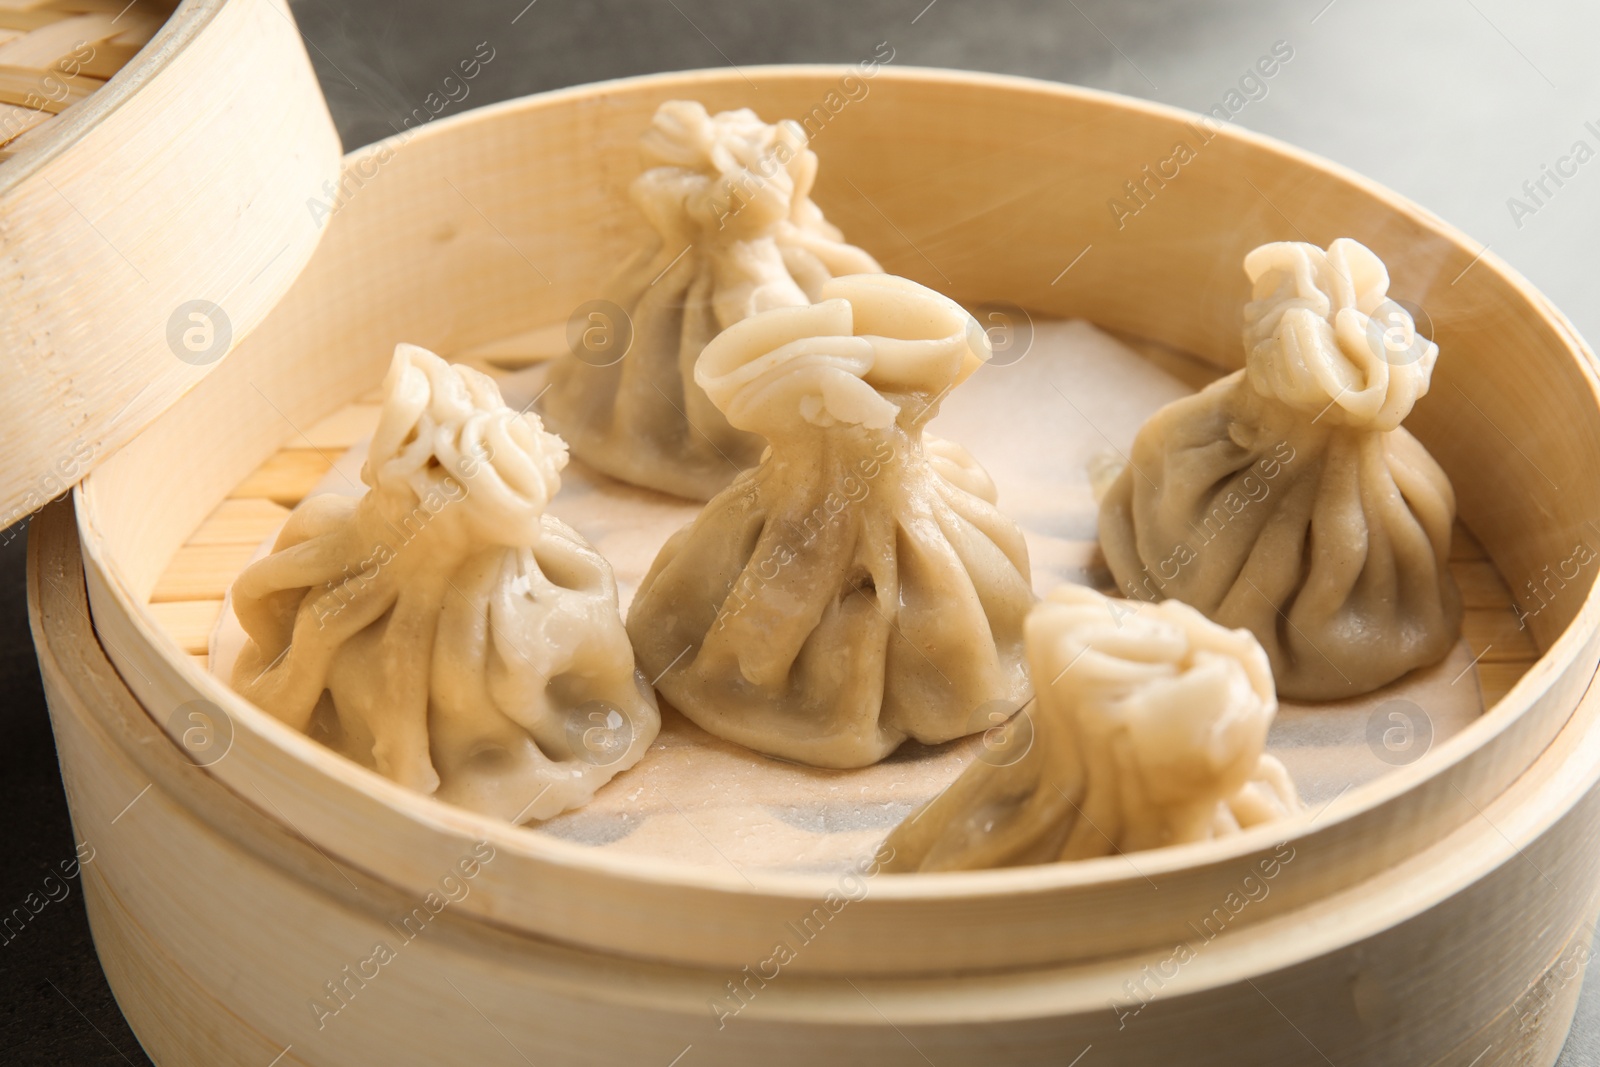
[
  {"x1": 29, "y1": 67, "x2": 1600, "y2": 1065},
  {"x1": 0, "y1": 0, "x2": 339, "y2": 527}
]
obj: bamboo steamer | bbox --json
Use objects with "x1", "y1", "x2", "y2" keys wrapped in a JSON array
[
  {"x1": 33, "y1": 67, "x2": 1600, "y2": 1064},
  {"x1": 0, "y1": 0, "x2": 339, "y2": 527}
]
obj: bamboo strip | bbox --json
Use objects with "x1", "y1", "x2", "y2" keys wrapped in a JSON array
[
  {"x1": 72, "y1": 37, "x2": 136, "y2": 77},
  {"x1": 0, "y1": 14, "x2": 119, "y2": 66},
  {"x1": 1464, "y1": 607, "x2": 1542, "y2": 664},
  {"x1": 188, "y1": 498, "x2": 289, "y2": 546},
  {"x1": 145, "y1": 598, "x2": 220, "y2": 653},
  {"x1": 227, "y1": 450, "x2": 332, "y2": 507},
  {"x1": 1456, "y1": 558, "x2": 1515, "y2": 608},
  {"x1": 1478, "y1": 661, "x2": 1533, "y2": 709},
  {"x1": 0, "y1": 69, "x2": 95, "y2": 110},
  {"x1": 1451, "y1": 524, "x2": 1488, "y2": 561},
  {"x1": 0, "y1": 98, "x2": 47, "y2": 134},
  {"x1": 149, "y1": 542, "x2": 256, "y2": 603}
]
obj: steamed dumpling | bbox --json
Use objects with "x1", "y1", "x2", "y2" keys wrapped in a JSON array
[
  {"x1": 229, "y1": 344, "x2": 659, "y2": 822},
  {"x1": 1097, "y1": 238, "x2": 1461, "y2": 700},
  {"x1": 541, "y1": 100, "x2": 883, "y2": 501},
  {"x1": 883, "y1": 585, "x2": 1300, "y2": 872},
  {"x1": 627, "y1": 274, "x2": 1034, "y2": 768}
]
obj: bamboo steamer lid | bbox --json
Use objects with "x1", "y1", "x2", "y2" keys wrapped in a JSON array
[{"x1": 0, "y1": 0, "x2": 340, "y2": 525}]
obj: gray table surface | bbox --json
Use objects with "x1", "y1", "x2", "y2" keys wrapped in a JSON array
[{"x1": 3, "y1": 0, "x2": 1597, "y2": 1063}]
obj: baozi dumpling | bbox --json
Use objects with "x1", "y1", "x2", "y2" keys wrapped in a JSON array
[
  {"x1": 883, "y1": 585, "x2": 1301, "y2": 873},
  {"x1": 229, "y1": 344, "x2": 659, "y2": 822},
  {"x1": 542, "y1": 99, "x2": 883, "y2": 501},
  {"x1": 627, "y1": 274, "x2": 1034, "y2": 768},
  {"x1": 1098, "y1": 237, "x2": 1461, "y2": 700}
]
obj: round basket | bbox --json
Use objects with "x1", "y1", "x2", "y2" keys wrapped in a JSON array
[{"x1": 38, "y1": 67, "x2": 1600, "y2": 1065}]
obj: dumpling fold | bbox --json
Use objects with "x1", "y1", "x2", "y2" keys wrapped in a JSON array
[
  {"x1": 883, "y1": 585, "x2": 1301, "y2": 872},
  {"x1": 542, "y1": 100, "x2": 883, "y2": 500},
  {"x1": 627, "y1": 274, "x2": 1033, "y2": 768},
  {"x1": 230, "y1": 344, "x2": 659, "y2": 822},
  {"x1": 1098, "y1": 237, "x2": 1461, "y2": 700}
]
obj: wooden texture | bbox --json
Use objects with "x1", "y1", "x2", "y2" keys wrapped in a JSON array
[
  {"x1": 0, "y1": 2, "x2": 164, "y2": 137},
  {"x1": 144, "y1": 597, "x2": 219, "y2": 653},
  {"x1": 148, "y1": 541, "x2": 254, "y2": 603},
  {"x1": 33, "y1": 498, "x2": 1600, "y2": 1065},
  {"x1": 187, "y1": 497, "x2": 289, "y2": 546},
  {"x1": 51, "y1": 68, "x2": 1600, "y2": 1062},
  {"x1": 0, "y1": 0, "x2": 340, "y2": 527},
  {"x1": 227, "y1": 449, "x2": 332, "y2": 506}
]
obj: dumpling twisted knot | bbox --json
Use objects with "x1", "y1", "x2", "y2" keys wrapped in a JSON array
[
  {"x1": 366, "y1": 344, "x2": 567, "y2": 548},
  {"x1": 695, "y1": 274, "x2": 989, "y2": 436},
  {"x1": 638, "y1": 100, "x2": 817, "y2": 237},
  {"x1": 1242, "y1": 238, "x2": 1437, "y2": 431},
  {"x1": 881, "y1": 584, "x2": 1298, "y2": 871},
  {"x1": 1031, "y1": 585, "x2": 1279, "y2": 817}
]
